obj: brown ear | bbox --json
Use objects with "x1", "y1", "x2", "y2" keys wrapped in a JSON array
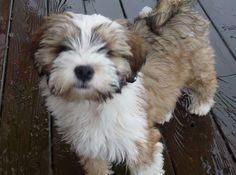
[
  {"x1": 126, "y1": 33, "x2": 148, "y2": 83},
  {"x1": 31, "y1": 25, "x2": 45, "y2": 54},
  {"x1": 30, "y1": 20, "x2": 47, "y2": 76}
]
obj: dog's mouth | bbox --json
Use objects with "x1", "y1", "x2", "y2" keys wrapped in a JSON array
[{"x1": 74, "y1": 82, "x2": 90, "y2": 89}]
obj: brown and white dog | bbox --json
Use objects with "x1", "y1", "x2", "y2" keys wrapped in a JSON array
[{"x1": 32, "y1": 0, "x2": 217, "y2": 174}]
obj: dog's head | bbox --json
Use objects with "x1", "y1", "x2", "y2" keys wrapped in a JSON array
[{"x1": 32, "y1": 12, "x2": 147, "y2": 101}]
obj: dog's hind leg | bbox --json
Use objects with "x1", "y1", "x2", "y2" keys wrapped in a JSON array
[
  {"x1": 80, "y1": 158, "x2": 113, "y2": 175},
  {"x1": 186, "y1": 48, "x2": 218, "y2": 116}
]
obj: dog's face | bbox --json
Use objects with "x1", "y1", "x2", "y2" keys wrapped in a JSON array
[{"x1": 32, "y1": 12, "x2": 147, "y2": 101}]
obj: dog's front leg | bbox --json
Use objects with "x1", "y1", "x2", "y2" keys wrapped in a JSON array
[
  {"x1": 80, "y1": 158, "x2": 113, "y2": 175},
  {"x1": 128, "y1": 142, "x2": 164, "y2": 175}
]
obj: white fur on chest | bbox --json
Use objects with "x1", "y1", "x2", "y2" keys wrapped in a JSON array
[{"x1": 41, "y1": 76, "x2": 148, "y2": 163}]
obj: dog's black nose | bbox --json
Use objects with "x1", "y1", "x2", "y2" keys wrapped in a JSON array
[{"x1": 74, "y1": 65, "x2": 94, "y2": 82}]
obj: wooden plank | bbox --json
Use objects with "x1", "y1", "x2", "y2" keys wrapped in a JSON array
[
  {"x1": 161, "y1": 97, "x2": 236, "y2": 175},
  {"x1": 84, "y1": 0, "x2": 124, "y2": 19},
  {"x1": 162, "y1": 2, "x2": 236, "y2": 174},
  {"x1": 48, "y1": 0, "x2": 85, "y2": 14},
  {"x1": 121, "y1": 0, "x2": 157, "y2": 20},
  {"x1": 194, "y1": 2, "x2": 236, "y2": 159},
  {"x1": 0, "y1": 0, "x2": 13, "y2": 106},
  {"x1": 199, "y1": 0, "x2": 236, "y2": 58},
  {"x1": 0, "y1": 0, "x2": 50, "y2": 174},
  {"x1": 47, "y1": 1, "x2": 86, "y2": 174},
  {"x1": 162, "y1": 144, "x2": 176, "y2": 175}
]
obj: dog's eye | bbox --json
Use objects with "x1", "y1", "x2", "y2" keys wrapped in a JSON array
[
  {"x1": 98, "y1": 46, "x2": 113, "y2": 56},
  {"x1": 58, "y1": 45, "x2": 72, "y2": 53},
  {"x1": 107, "y1": 50, "x2": 114, "y2": 56},
  {"x1": 98, "y1": 46, "x2": 107, "y2": 52}
]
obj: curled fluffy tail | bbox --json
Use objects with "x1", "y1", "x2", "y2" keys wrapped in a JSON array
[{"x1": 144, "y1": 0, "x2": 192, "y2": 33}]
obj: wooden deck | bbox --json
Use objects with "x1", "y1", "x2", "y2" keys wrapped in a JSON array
[{"x1": 0, "y1": 0, "x2": 236, "y2": 174}]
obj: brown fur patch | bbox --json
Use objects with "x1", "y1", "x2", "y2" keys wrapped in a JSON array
[
  {"x1": 132, "y1": 0, "x2": 217, "y2": 123},
  {"x1": 32, "y1": 13, "x2": 82, "y2": 76},
  {"x1": 135, "y1": 127, "x2": 162, "y2": 166},
  {"x1": 126, "y1": 34, "x2": 148, "y2": 83},
  {"x1": 145, "y1": 0, "x2": 190, "y2": 34}
]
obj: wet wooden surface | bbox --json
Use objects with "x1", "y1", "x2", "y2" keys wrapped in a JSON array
[
  {"x1": 0, "y1": 0, "x2": 50, "y2": 175},
  {"x1": 199, "y1": 0, "x2": 236, "y2": 58},
  {"x1": 198, "y1": 0, "x2": 236, "y2": 159},
  {"x1": 0, "y1": 0, "x2": 12, "y2": 105},
  {"x1": 0, "y1": 0, "x2": 236, "y2": 174}
]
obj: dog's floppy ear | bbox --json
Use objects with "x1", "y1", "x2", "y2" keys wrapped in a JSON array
[
  {"x1": 126, "y1": 33, "x2": 148, "y2": 83},
  {"x1": 31, "y1": 20, "x2": 47, "y2": 76},
  {"x1": 31, "y1": 22, "x2": 45, "y2": 54}
]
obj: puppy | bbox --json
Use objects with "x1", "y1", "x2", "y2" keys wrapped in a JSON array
[{"x1": 32, "y1": 0, "x2": 217, "y2": 174}]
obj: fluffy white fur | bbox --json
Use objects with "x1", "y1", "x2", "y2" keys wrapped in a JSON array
[
  {"x1": 41, "y1": 74, "x2": 148, "y2": 164},
  {"x1": 34, "y1": 12, "x2": 165, "y2": 174},
  {"x1": 189, "y1": 97, "x2": 214, "y2": 116},
  {"x1": 139, "y1": 6, "x2": 153, "y2": 18}
]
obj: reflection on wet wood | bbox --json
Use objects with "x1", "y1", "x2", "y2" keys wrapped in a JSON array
[
  {"x1": 161, "y1": 93, "x2": 236, "y2": 175},
  {"x1": 0, "y1": 0, "x2": 12, "y2": 106},
  {"x1": 84, "y1": 0, "x2": 124, "y2": 19},
  {"x1": 199, "y1": 0, "x2": 236, "y2": 58},
  {"x1": 0, "y1": 0, "x2": 50, "y2": 174},
  {"x1": 195, "y1": 2, "x2": 236, "y2": 159}
]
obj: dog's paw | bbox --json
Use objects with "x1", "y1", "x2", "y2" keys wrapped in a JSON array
[
  {"x1": 188, "y1": 99, "x2": 214, "y2": 116},
  {"x1": 157, "y1": 112, "x2": 173, "y2": 124},
  {"x1": 139, "y1": 6, "x2": 153, "y2": 18}
]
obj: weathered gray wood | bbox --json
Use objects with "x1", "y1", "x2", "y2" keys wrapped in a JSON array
[
  {"x1": 121, "y1": 0, "x2": 157, "y2": 20},
  {"x1": 84, "y1": 0, "x2": 124, "y2": 19},
  {"x1": 0, "y1": 0, "x2": 50, "y2": 174},
  {"x1": 48, "y1": 0, "x2": 84, "y2": 14},
  {"x1": 195, "y1": 1, "x2": 236, "y2": 159},
  {"x1": 199, "y1": 0, "x2": 236, "y2": 58}
]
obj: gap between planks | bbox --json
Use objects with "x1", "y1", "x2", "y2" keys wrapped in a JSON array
[
  {"x1": 197, "y1": 0, "x2": 236, "y2": 61},
  {"x1": 0, "y1": 0, "x2": 14, "y2": 118}
]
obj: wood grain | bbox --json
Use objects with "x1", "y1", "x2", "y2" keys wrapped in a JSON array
[
  {"x1": 162, "y1": 98, "x2": 236, "y2": 175},
  {"x1": 199, "y1": 0, "x2": 236, "y2": 58},
  {"x1": 84, "y1": 0, "x2": 124, "y2": 19},
  {"x1": 0, "y1": 0, "x2": 13, "y2": 108},
  {"x1": 195, "y1": 2, "x2": 236, "y2": 160},
  {"x1": 0, "y1": 0, "x2": 50, "y2": 174}
]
